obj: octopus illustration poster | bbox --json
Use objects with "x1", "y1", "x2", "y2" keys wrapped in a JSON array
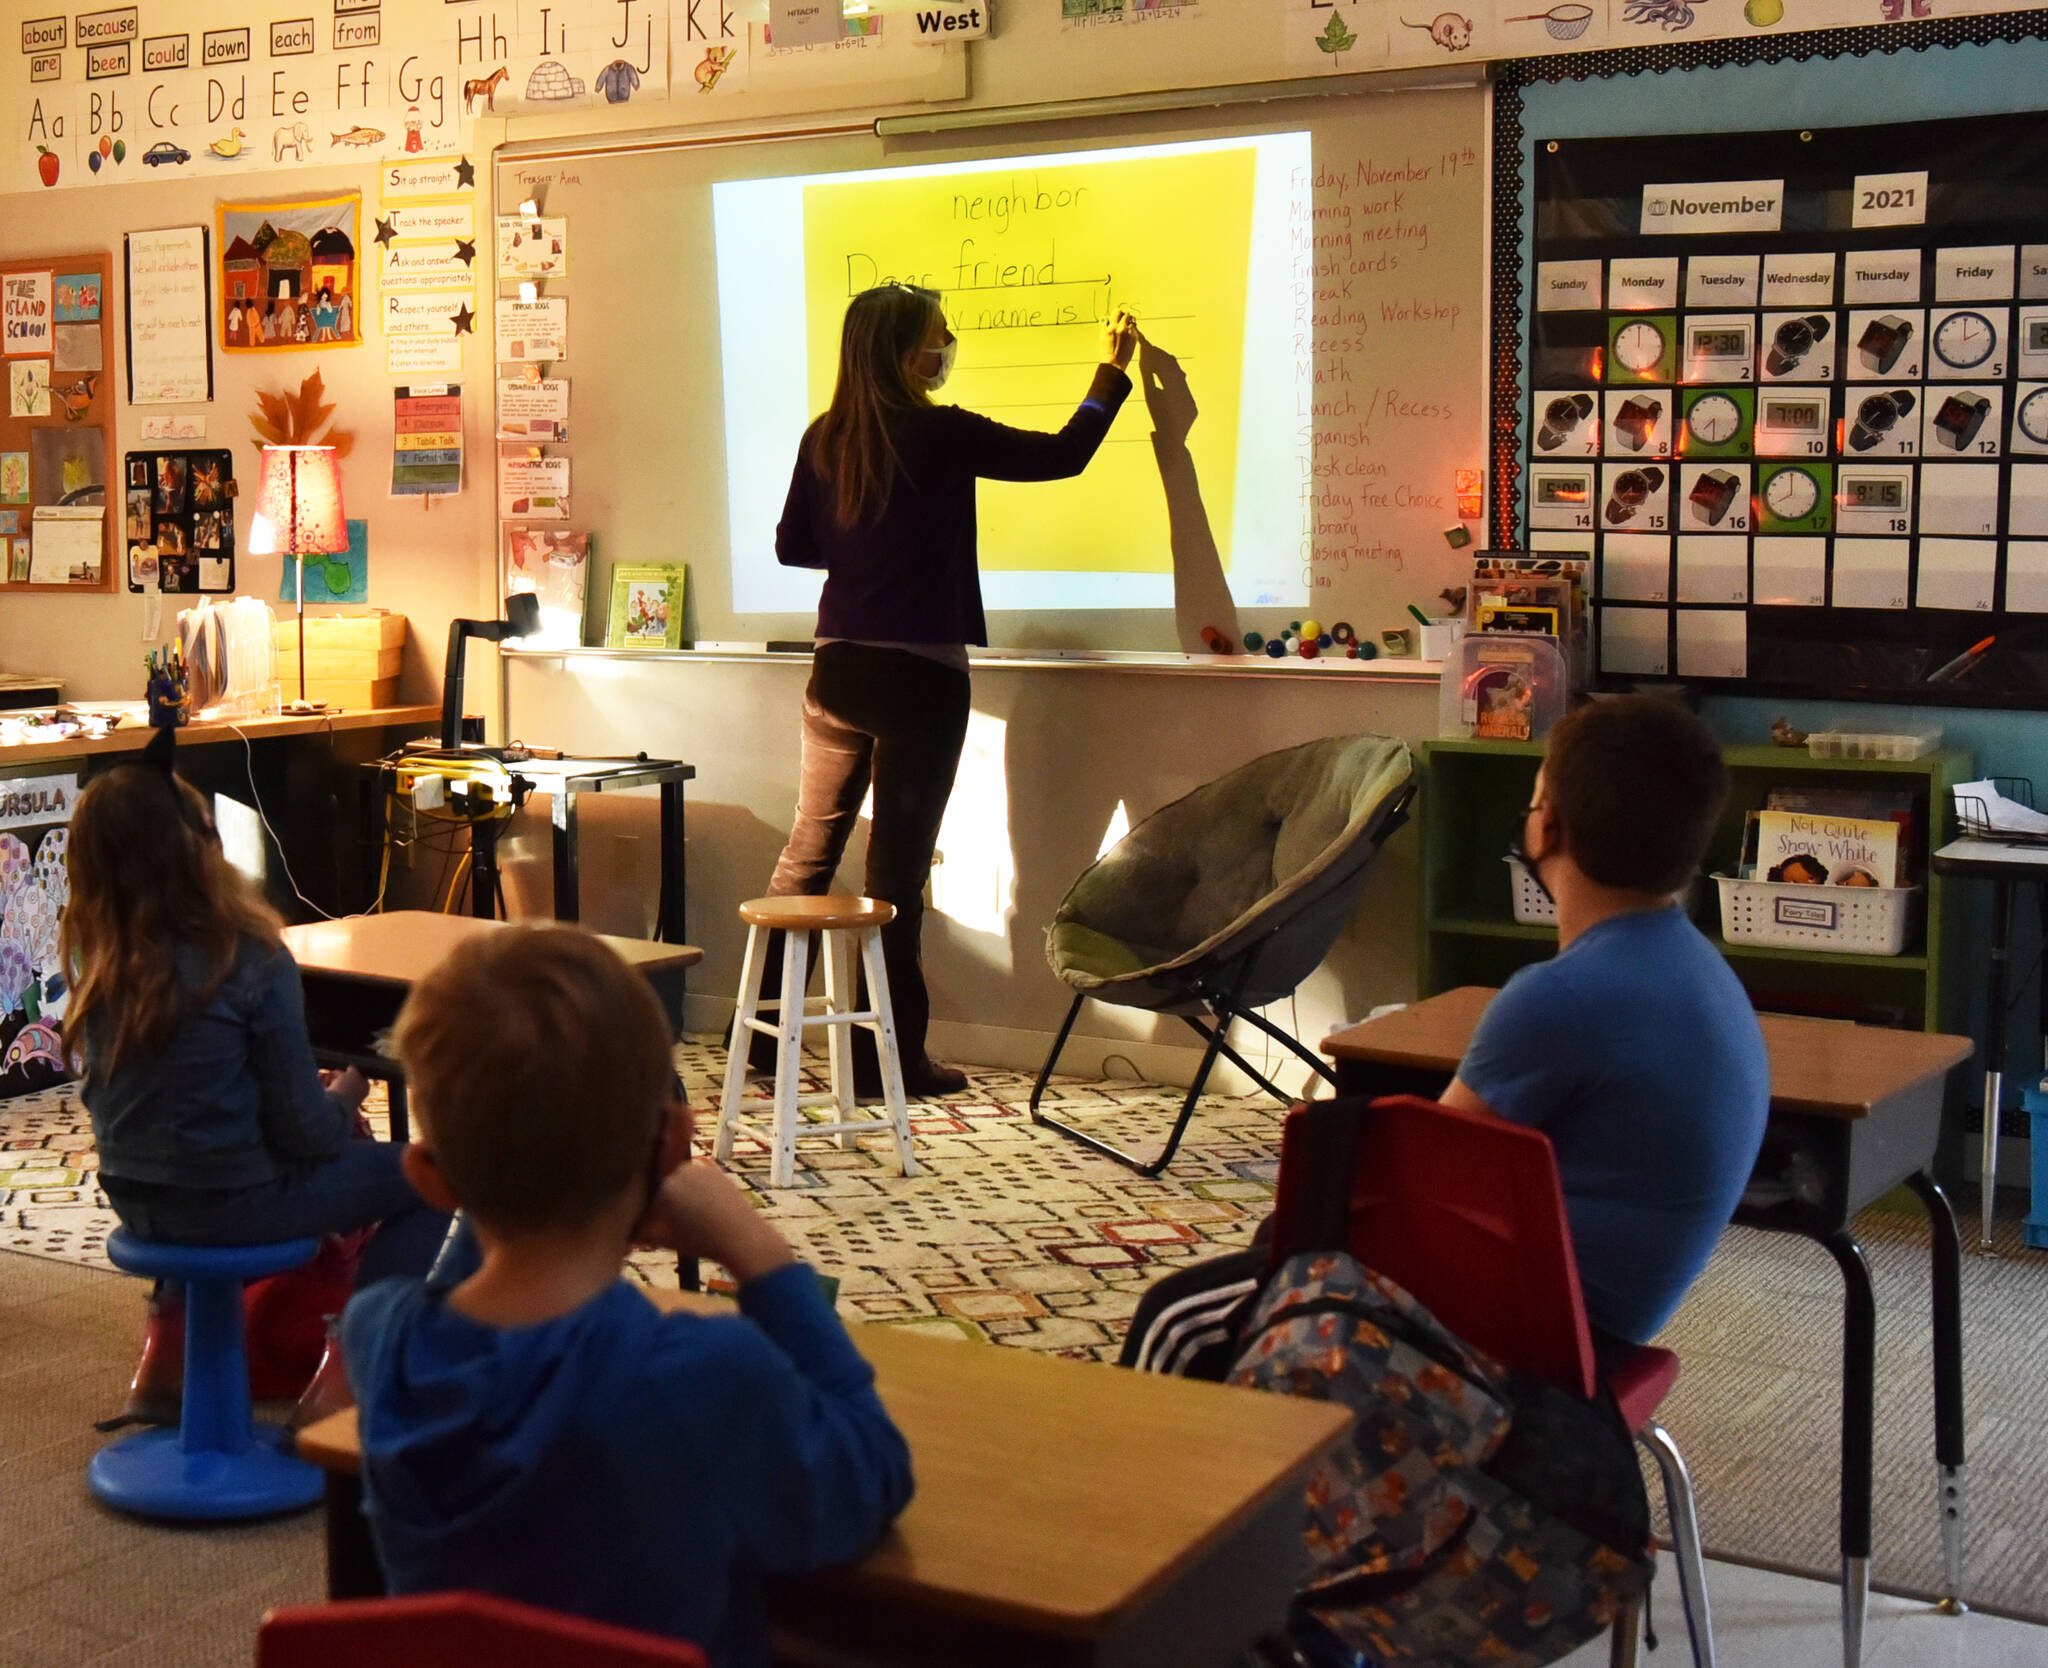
[{"x1": 216, "y1": 194, "x2": 363, "y2": 354}]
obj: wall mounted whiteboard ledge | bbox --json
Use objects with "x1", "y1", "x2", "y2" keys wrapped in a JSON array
[{"x1": 502, "y1": 645, "x2": 1441, "y2": 681}]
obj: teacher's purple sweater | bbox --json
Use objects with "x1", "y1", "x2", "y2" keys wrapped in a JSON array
[{"x1": 775, "y1": 364, "x2": 1131, "y2": 645}]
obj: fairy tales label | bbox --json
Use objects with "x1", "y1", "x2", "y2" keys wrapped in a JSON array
[
  {"x1": 1754, "y1": 810, "x2": 1902, "y2": 888},
  {"x1": 0, "y1": 775, "x2": 76, "y2": 831}
]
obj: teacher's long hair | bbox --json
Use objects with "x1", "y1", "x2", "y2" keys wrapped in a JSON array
[
  {"x1": 61, "y1": 731, "x2": 282, "y2": 1075},
  {"x1": 810, "y1": 284, "x2": 942, "y2": 528}
]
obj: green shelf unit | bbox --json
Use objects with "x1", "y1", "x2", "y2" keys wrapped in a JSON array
[{"x1": 1417, "y1": 737, "x2": 1974, "y2": 1034}]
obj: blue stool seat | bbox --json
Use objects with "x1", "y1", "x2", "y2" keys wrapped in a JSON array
[{"x1": 89, "y1": 1227, "x2": 327, "y2": 1522}]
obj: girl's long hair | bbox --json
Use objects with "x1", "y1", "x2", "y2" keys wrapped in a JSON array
[
  {"x1": 810, "y1": 285, "x2": 943, "y2": 528},
  {"x1": 61, "y1": 764, "x2": 283, "y2": 1075}
]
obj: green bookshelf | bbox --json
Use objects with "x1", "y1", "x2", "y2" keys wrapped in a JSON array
[{"x1": 1417, "y1": 737, "x2": 1974, "y2": 1034}]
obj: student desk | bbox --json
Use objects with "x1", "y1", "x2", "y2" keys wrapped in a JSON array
[
  {"x1": 1323, "y1": 987, "x2": 1973, "y2": 1668},
  {"x1": 296, "y1": 1288, "x2": 1353, "y2": 1668},
  {"x1": 281, "y1": 911, "x2": 702, "y2": 1145}
]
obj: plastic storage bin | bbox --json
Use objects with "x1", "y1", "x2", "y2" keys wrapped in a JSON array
[
  {"x1": 1805, "y1": 728, "x2": 1943, "y2": 761},
  {"x1": 1714, "y1": 874, "x2": 1919, "y2": 956},
  {"x1": 1505, "y1": 856, "x2": 1557, "y2": 925}
]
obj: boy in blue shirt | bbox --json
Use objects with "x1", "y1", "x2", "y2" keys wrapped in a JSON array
[
  {"x1": 1441, "y1": 696, "x2": 1770, "y2": 1347},
  {"x1": 343, "y1": 927, "x2": 912, "y2": 1666}
]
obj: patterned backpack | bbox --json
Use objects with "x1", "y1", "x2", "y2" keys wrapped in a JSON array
[{"x1": 1230, "y1": 1250, "x2": 1654, "y2": 1668}]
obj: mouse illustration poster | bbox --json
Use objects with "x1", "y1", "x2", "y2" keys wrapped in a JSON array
[{"x1": 216, "y1": 194, "x2": 363, "y2": 354}]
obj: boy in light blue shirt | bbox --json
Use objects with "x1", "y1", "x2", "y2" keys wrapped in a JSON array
[
  {"x1": 1441, "y1": 697, "x2": 1770, "y2": 1345},
  {"x1": 343, "y1": 926, "x2": 912, "y2": 1666}
]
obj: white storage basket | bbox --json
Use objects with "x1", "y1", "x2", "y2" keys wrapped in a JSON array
[
  {"x1": 1714, "y1": 875, "x2": 1918, "y2": 956},
  {"x1": 1505, "y1": 855, "x2": 1557, "y2": 925}
]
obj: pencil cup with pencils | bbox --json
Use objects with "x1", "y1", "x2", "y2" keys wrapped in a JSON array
[{"x1": 145, "y1": 649, "x2": 188, "y2": 728}]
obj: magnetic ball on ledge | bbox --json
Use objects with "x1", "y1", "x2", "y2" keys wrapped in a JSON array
[
  {"x1": 1243, "y1": 630, "x2": 1265, "y2": 652},
  {"x1": 1265, "y1": 638, "x2": 1287, "y2": 658}
]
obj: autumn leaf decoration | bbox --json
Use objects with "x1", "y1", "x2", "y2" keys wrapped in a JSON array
[
  {"x1": 249, "y1": 369, "x2": 354, "y2": 459},
  {"x1": 1316, "y1": 8, "x2": 1358, "y2": 52}
]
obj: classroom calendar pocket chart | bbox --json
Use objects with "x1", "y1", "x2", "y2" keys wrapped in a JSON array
[{"x1": 1519, "y1": 109, "x2": 2048, "y2": 707}]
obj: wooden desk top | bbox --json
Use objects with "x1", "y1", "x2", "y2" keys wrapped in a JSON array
[
  {"x1": 0, "y1": 704, "x2": 437, "y2": 768},
  {"x1": 282, "y1": 911, "x2": 702, "y2": 987},
  {"x1": 1323, "y1": 986, "x2": 1973, "y2": 1121},
  {"x1": 297, "y1": 1289, "x2": 1351, "y2": 1638}
]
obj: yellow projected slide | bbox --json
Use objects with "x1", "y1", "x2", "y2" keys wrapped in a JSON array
[{"x1": 799, "y1": 146, "x2": 1258, "y2": 574}]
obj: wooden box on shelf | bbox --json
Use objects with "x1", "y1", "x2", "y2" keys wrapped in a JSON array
[{"x1": 273, "y1": 610, "x2": 406, "y2": 711}]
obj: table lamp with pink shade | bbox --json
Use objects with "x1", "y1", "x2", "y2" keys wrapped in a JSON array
[{"x1": 247, "y1": 444, "x2": 346, "y2": 714}]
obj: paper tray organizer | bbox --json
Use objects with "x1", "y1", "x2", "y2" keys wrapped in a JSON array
[{"x1": 1956, "y1": 778, "x2": 2048, "y2": 848}]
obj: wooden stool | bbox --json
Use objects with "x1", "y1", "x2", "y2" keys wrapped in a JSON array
[{"x1": 717, "y1": 895, "x2": 920, "y2": 1188}]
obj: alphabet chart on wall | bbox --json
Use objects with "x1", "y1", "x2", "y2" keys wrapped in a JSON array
[{"x1": 1520, "y1": 109, "x2": 2048, "y2": 708}]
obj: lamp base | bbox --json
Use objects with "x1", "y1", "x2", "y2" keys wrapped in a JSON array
[{"x1": 282, "y1": 698, "x2": 328, "y2": 716}]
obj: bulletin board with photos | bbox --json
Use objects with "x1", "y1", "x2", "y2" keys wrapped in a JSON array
[
  {"x1": 0, "y1": 254, "x2": 116, "y2": 593},
  {"x1": 1517, "y1": 106, "x2": 2048, "y2": 707},
  {"x1": 123, "y1": 449, "x2": 237, "y2": 595}
]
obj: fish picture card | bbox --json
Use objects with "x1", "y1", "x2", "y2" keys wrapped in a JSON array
[{"x1": 53, "y1": 275, "x2": 101, "y2": 323}]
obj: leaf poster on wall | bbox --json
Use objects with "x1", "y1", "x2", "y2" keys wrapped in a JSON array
[{"x1": 216, "y1": 194, "x2": 362, "y2": 354}]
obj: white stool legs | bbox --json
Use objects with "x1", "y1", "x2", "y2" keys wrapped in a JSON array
[{"x1": 717, "y1": 917, "x2": 920, "y2": 1187}]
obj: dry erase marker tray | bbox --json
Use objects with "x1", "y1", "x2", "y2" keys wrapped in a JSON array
[{"x1": 1714, "y1": 875, "x2": 1919, "y2": 957}]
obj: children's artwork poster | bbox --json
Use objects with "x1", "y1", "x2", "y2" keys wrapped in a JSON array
[
  {"x1": 279, "y1": 518, "x2": 370, "y2": 605},
  {"x1": 0, "y1": 780, "x2": 76, "y2": 1095},
  {"x1": 0, "y1": 453, "x2": 26, "y2": 503},
  {"x1": 125, "y1": 449, "x2": 236, "y2": 595},
  {"x1": 217, "y1": 195, "x2": 362, "y2": 354},
  {"x1": 496, "y1": 299, "x2": 568, "y2": 364},
  {"x1": 498, "y1": 454, "x2": 570, "y2": 519},
  {"x1": 9, "y1": 361, "x2": 49, "y2": 420},
  {"x1": 497, "y1": 378, "x2": 570, "y2": 442},
  {"x1": 53, "y1": 276, "x2": 99, "y2": 323},
  {"x1": 392, "y1": 385, "x2": 464, "y2": 497},
  {"x1": 2, "y1": 271, "x2": 52, "y2": 357},
  {"x1": 125, "y1": 228, "x2": 215, "y2": 407},
  {"x1": 507, "y1": 527, "x2": 590, "y2": 646},
  {"x1": 496, "y1": 216, "x2": 569, "y2": 279}
]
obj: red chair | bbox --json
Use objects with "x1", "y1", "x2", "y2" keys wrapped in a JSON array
[
  {"x1": 255, "y1": 1592, "x2": 710, "y2": 1668},
  {"x1": 1269, "y1": 1095, "x2": 1716, "y2": 1668}
]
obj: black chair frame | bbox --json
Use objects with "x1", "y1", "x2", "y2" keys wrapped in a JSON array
[{"x1": 1029, "y1": 781, "x2": 1413, "y2": 1175}]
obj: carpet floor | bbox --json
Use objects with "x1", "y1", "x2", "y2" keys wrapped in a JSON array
[{"x1": 5, "y1": 1042, "x2": 2044, "y2": 1629}]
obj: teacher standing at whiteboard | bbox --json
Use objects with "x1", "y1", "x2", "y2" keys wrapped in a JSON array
[{"x1": 765, "y1": 282, "x2": 1139, "y2": 1097}]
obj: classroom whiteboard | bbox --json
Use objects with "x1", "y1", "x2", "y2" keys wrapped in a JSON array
[{"x1": 495, "y1": 82, "x2": 1487, "y2": 654}]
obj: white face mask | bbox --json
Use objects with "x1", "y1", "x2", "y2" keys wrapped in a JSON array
[{"x1": 922, "y1": 335, "x2": 957, "y2": 391}]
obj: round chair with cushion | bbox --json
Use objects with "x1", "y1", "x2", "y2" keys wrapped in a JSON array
[
  {"x1": 89, "y1": 1228, "x2": 327, "y2": 1521},
  {"x1": 1030, "y1": 733, "x2": 1415, "y2": 1174}
]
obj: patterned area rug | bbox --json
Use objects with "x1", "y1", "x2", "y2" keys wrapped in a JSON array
[{"x1": 0, "y1": 1041, "x2": 1281, "y2": 1361}]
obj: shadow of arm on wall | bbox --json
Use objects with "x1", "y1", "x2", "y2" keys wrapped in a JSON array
[{"x1": 1139, "y1": 336, "x2": 1242, "y2": 656}]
